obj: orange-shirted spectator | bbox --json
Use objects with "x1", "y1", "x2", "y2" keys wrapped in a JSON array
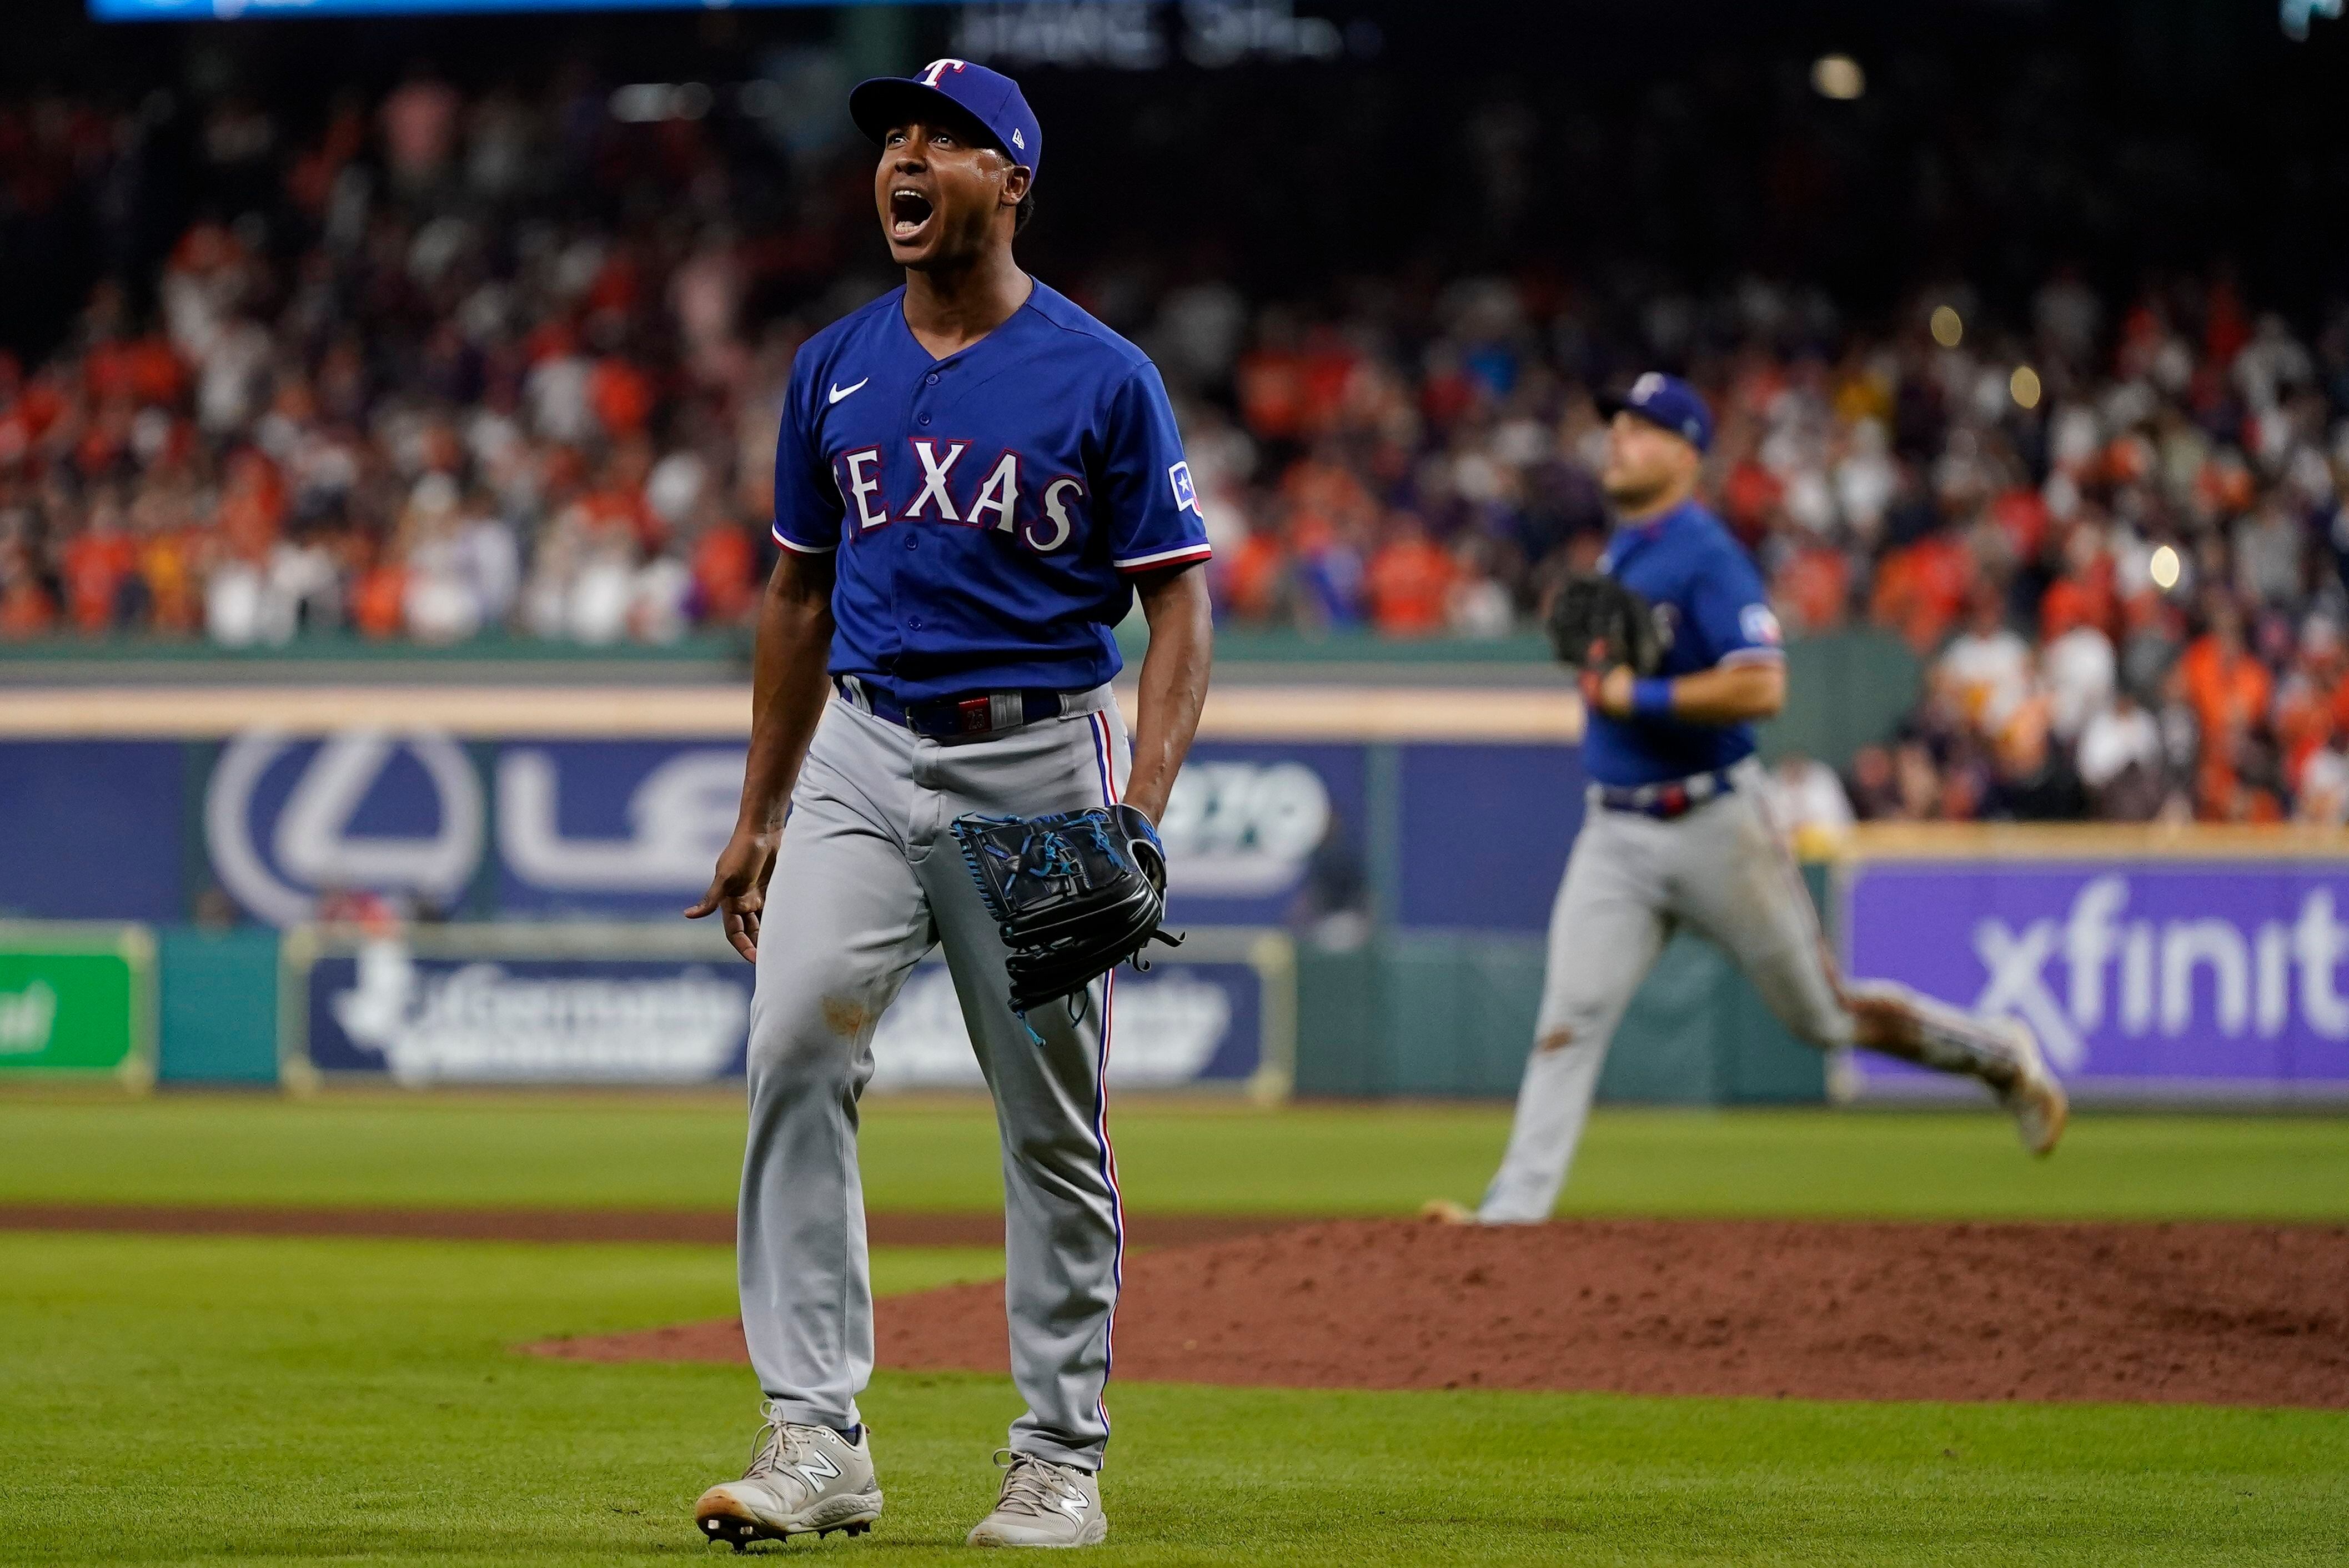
[
  {"x1": 1365, "y1": 515, "x2": 1454, "y2": 636},
  {"x1": 1870, "y1": 530, "x2": 1975, "y2": 654},
  {"x1": 1234, "y1": 313, "x2": 1308, "y2": 441},
  {"x1": 1293, "y1": 326, "x2": 1359, "y2": 435},
  {"x1": 1774, "y1": 544, "x2": 1850, "y2": 634},
  {"x1": 2178, "y1": 605, "x2": 2273, "y2": 745},
  {"x1": 1719, "y1": 456, "x2": 1783, "y2": 537},
  {"x1": 0, "y1": 545, "x2": 57, "y2": 639},
  {"x1": 59, "y1": 504, "x2": 138, "y2": 633},
  {"x1": 1221, "y1": 526, "x2": 1289, "y2": 623},
  {"x1": 1234, "y1": 348, "x2": 1305, "y2": 441},
  {"x1": 1280, "y1": 450, "x2": 1378, "y2": 537},
  {"x1": 1987, "y1": 486, "x2": 2049, "y2": 562},
  {"x1": 2177, "y1": 604, "x2": 2274, "y2": 818},
  {"x1": 217, "y1": 451, "x2": 287, "y2": 561},
  {"x1": 583, "y1": 444, "x2": 660, "y2": 551},
  {"x1": 588, "y1": 357, "x2": 655, "y2": 439},
  {"x1": 689, "y1": 520, "x2": 757, "y2": 625},
  {"x1": 348, "y1": 544, "x2": 408, "y2": 639},
  {"x1": 2039, "y1": 555, "x2": 2117, "y2": 644},
  {"x1": 86, "y1": 333, "x2": 184, "y2": 409}
]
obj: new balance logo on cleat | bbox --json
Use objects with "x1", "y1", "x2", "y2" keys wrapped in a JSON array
[{"x1": 693, "y1": 1409, "x2": 882, "y2": 1551}]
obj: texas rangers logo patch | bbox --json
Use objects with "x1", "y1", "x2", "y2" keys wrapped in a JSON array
[
  {"x1": 1168, "y1": 461, "x2": 1201, "y2": 516},
  {"x1": 1740, "y1": 604, "x2": 1784, "y2": 646}
]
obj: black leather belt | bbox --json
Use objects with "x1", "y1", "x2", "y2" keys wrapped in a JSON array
[
  {"x1": 1595, "y1": 767, "x2": 1736, "y2": 820},
  {"x1": 835, "y1": 677, "x2": 1083, "y2": 738}
]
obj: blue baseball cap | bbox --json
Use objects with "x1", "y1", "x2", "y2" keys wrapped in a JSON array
[
  {"x1": 849, "y1": 59, "x2": 1042, "y2": 181},
  {"x1": 1599, "y1": 372, "x2": 1714, "y2": 453}
]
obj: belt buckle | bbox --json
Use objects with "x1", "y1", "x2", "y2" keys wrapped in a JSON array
[
  {"x1": 1658, "y1": 783, "x2": 1688, "y2": 816},
  {"x1": 954, "y1": 696, "x2": 993, "y2": 735}
]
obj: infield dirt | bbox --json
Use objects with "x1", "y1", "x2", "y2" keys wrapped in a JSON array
[{"x1": 536, "y1": 1217, "x2": 2349, "y2": 1410}]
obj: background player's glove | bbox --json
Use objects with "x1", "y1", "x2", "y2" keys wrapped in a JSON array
[
  {"x1": 1545, "y1": 572, "x2": 1664, "y2": 676},
  {"x1": 951, "y1": 803, "x2": 1182, "y2": 1016}
]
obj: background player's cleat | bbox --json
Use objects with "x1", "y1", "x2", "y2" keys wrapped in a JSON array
[
  {"x1": 693, "y1": 1404, "x2": 882, "y2": 1549},
  {"x1": 1418, "y1": 1198, "x2": 1477, "y2": 1225},
  {"x1": 1996, "y1": 1019, "x2": 2069, "y2": 1158},
  {"x1": 966, "y1": 1449, "x2": 1108, "y2": 1548}
]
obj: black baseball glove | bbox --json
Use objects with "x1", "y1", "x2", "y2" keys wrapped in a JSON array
[
  {"x1": 950, "y1": 803, "x2": 1182, "y2": 1016},
  {"x1": 1544, "y1": 572, "x2": 1664, "y2": 675}
]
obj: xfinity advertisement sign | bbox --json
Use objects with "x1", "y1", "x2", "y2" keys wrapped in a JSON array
[{"x1": 1843, "y1": 861, "x2": 2349, "y2": 1099}]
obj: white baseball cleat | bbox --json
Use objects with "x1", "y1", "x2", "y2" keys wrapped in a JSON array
[
  {"x1": 694, "y1": 1403, "x2": 882, "y2": 1550},
  {"x1": 966, "y1": 1449, "x2": 1108, "y2": 1548},
  {"x1": 1996, "y1": 1018, "x2": 2069, "y2": 1158}
]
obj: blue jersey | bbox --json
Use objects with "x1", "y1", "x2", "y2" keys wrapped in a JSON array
[
  {"x1": 771, "y1": 281, "x2": 1213, "y2": 703},
  {"x1": 1580, "y1": 499, "x2": 1786, "y2": 787}
]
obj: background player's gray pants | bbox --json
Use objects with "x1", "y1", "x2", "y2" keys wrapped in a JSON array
[
  {"x1": 738, "y1": 694, "x2": 1128, "y2": 1471},
  {"x1": 1479, "y1": 756, "x2": 2016, "y2": 1223}
]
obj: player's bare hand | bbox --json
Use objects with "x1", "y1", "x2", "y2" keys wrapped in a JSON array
[
  {"x1": 1581, "y1": 665, "x2": 1637, "y2": 719},
  {"x1": 686, "y1": 828, "x2": 780, "y2": 964}
]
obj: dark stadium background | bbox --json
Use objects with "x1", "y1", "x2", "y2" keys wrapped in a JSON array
[{"x1": 8, "y1": 0, "x2": 2349, "y2": 374}]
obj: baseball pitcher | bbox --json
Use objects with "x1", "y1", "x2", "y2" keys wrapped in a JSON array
[
  {"x1": 686, "y1": 61, "x2": 1213, "y2": 1549},
  {"x1": 1439, "y1": 374, "x2": 2067, "y2": 1227}
]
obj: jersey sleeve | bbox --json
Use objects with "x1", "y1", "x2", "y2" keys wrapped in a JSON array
[
  {"x1": 770, "y1": 352, "x2": 841, "y2": 555},
  {"x1": 1690, "y1": 544, "x2": 1786, "y2": 667},
  {"x1": 1098, "y1": 364, "x2": 1213, "y2": 575}
]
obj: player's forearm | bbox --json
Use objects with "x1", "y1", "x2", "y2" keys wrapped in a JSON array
[
  {"x1": 1122, "y1": 565, "x2": 1214, "y2": 823},
  {"x1": 735, "y1": 552, "x2": 837, "y2": 836},
  {"x1": 1659, "y1": 659, "x2": 1786, "y2": 725}
]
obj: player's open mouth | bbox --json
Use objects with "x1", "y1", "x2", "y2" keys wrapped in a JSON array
[{"x1": 890, "y1": 188, "x2": 935, "y2": 241}]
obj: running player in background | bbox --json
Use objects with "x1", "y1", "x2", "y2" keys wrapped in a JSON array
[
  {"x1": 1433, "y1": 374, "x2": 2067, "y2": 1227},
  {"x1": 686, "y1": 60, "x2": 1213, "y2": 1547}
]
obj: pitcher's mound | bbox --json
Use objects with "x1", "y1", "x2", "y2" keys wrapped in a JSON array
[{"x1": 532, "y1": 1218, "x2": 2349, "y2": 1409}]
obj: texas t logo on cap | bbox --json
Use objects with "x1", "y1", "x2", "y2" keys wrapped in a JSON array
[
  {"x1": 1600, "y1": 371, "x2": 1714, "y2": 453},
  {"x1": 851, "y1": 59, "x2": 1045, "y2": 178}
]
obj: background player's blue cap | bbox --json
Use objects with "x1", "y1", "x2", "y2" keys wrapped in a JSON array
[
  {"x1": 1599, "y1": 372, "x2": 1714, "y2": 454},
  {"x1": 849, "y1": 59, "x2": 1042, "y2": 182}
]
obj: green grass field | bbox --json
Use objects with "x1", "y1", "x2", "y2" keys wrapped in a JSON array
[
  {"x1": 7, "y1": 1094, "x2": 2349, "y2": 1219},
  {"x1": 3, "y1": 1095, "x2": 2345, "y2": 1564}
]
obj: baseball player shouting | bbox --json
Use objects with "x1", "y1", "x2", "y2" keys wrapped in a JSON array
[
  {"x1": 1437, "y1": 374, "x2": 2066, "y2": 1227},
  {"x1": 685, "y1": 61, "x2": 1212, "y2": 1549}
]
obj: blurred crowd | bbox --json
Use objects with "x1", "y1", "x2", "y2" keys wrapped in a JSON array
[{"x1": 6, "y1": 74, "x2": 2349, "y2": 822}]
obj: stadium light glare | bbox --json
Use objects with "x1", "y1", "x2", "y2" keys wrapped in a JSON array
[
  {"x1": 1810, "y1": 55, "x2": 1865, "y2": 100},
  {"x1": 1929, "y1": 306, "x2": 1963, "y2": 348},
  {"x1": 2009, "y1": 365, "x2": 2042, "y2": 410}
]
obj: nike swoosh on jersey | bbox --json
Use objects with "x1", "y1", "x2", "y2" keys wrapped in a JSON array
[{"x1": 828, "y1": 378, "x2": 870, "y2": 405}]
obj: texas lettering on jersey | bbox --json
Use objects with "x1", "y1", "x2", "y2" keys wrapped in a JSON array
[
  {"x1": 772, "y1": 281, "x2": 1212, "y2": 702},
  {"x1": 833, "y1": 441, "x2": 1093, "y2": 555}
]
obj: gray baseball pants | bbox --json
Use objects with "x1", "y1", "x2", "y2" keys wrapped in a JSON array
[
  {"x1": 1479, "y1": 756, "x2": 2025, "y2": 1223},
  {"x1": 738, "y1": 690, "x2": 1128, "y2": 1471}
]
